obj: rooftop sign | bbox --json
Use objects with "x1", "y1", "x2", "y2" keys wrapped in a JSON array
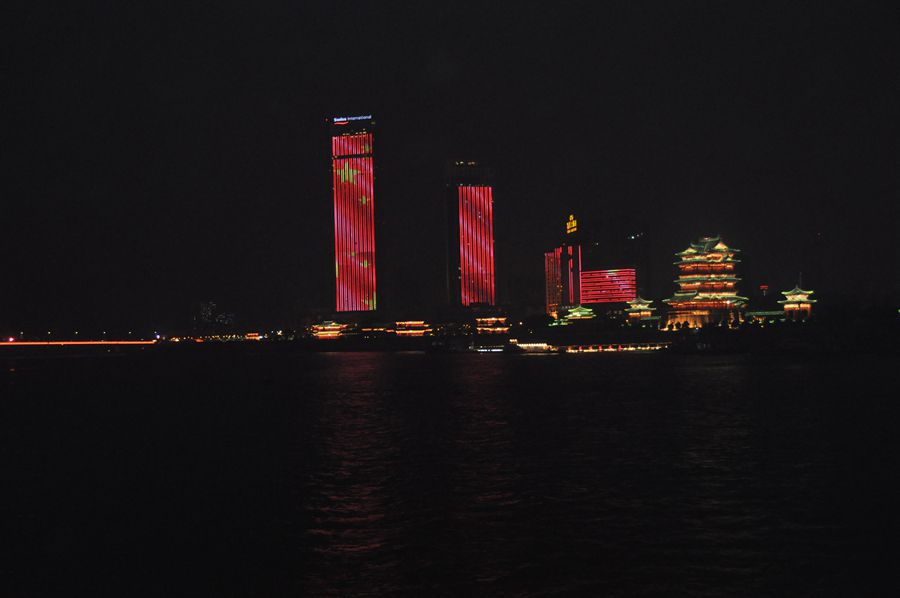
[{"x1": 333, "y1": 115, "x2": 373, "y2": 124}]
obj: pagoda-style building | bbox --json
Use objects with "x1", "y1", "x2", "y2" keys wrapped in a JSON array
[
  {"x1": 550, "y1": 305, "x2": 596, "y2": 326},
  {"x1": 475, "y1": 316, "x2": 510, "y2": 334},
  {"x1": 778, "y1": 285, "x2": 816, "y2": 320},
  {"x1": 311, "y1": 321, "x2": 348, "y2": 339},
  {"x1": 394, "y1": 320, "x2": 432, "y2": 337},
  {"x1": 625, "y1": 296, "x2": 657, "y2": 324},
  {"x1": 664, "y1": 236, "x2": 748, "y2": 328}
]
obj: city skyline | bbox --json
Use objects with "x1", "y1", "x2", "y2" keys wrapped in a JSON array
[
  {"x1": 3, "y1": 2, "x2": 895, "y2": 332},
  {"x1": 4, "y1": 5, "x2": 896, "y2": 596}
]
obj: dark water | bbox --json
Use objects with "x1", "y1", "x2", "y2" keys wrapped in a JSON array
[{"x1": 3, "y1": 351, "x2": 898, "y2": 596}]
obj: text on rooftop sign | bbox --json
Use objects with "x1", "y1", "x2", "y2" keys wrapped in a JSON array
[{"x1": 333, "y1": 115, "x2": 373, "y2": 123}]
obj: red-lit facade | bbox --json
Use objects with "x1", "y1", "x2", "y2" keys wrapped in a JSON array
[
  {"x1": 544, "y1": 248, "x2": 562, "y2": 315},
  {"x1": 446, "y1": 161, "x2": 496, "y2": 307},
  {"x1": 457, "y1": 185, "x2": 495, "y2": 305},
  {"x1": 544, "y1": 244, "x2": 581, "y2": 315},
  {"x1": 332, "y1": 117, "x2": 376, "y2": 312},
  {"x1": 580, "y1": 268, "x2": 637, "y2": 304}
]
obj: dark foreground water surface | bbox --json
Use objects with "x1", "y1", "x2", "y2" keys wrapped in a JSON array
[{"x1": 3, "y1": 351, "x2": 898, "y2": 596}]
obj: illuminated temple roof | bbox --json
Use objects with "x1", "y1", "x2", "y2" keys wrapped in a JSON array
[
  {"x1": 672, "y1": 275, "x2": 740, "y2": 283},
  {"x1": 676, "y1": 236, "x2": 737, "y2": 255},
  {"x1": 625, "y1": 296, "x2": 656, "y2": 313},
  {"x1": 551, "y1": 305, "x2": 597, "y2": 325},
  {"x1": 564, "y1": 305, "x2": 596, "y2": 320},
  {"x1": 665, "y1": 236, "x2": 747, "y2": 310},
  {"x1": 666, "y1": 291, "x2": 749, "y2": 303},
  {"x1": 777, "y1": 285, "x2": 817, "y2": 304},
  {"x1": 674, "y1": 236, "x2": 741, "y2": 264}
]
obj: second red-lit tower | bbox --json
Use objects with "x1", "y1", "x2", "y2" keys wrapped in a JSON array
[{"x1": 445, "y1": 161, "x2": 496, "y2": 307}]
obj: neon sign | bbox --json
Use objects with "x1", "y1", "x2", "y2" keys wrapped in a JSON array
[
  {"x1": 333, "y1": 115, "x2": 373, "y2": 124},
  {"x1": 566, "y1": 214, "x2": 577, "y2": 234}
]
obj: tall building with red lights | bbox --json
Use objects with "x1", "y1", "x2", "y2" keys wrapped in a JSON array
[
  {"x1": 445, "y1": 161, "x2": 496, "y2": 307},
  {"x1": 544, "y1": 215, "x2": 581, "y2": 316},
  {"x1": 331, "y1": 115, "x2": 377, "y2": 312}
]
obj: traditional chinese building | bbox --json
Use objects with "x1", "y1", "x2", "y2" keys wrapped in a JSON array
[
  {"x1": 625, "y1": 296, "x2": 657, "y2": 324},
  {"x1": 550, "y1": 305, "x2": 597, "y2": 326},
  {"x1": 664, "y1": 236, "x2": 748, "y2": 328},
  {"x1": 394, "y1": 321, "x2": 432, "y2": 337},
  {"x1": 311, "y1": 321, "x2": 348, "y2": 339},
  {"x1": 778, "y1": 285, "x2": 816, "y2": 320},
  {"x1": 475, "y1": 316, "x2": 510, "y2": 334}
]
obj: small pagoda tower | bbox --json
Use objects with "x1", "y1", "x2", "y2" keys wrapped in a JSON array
[
  {"x1": 778, "y1": 284, "x2": 816, "y2": 320},
  {"x1": 664, "y1": 236, "x2": 748, "y2": 328},
  {"x1": 625, "y1": 296, "x2": 656, "y2": 323}
]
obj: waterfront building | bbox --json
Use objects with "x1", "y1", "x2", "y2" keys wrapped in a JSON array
[
  {"x1": 545, "y1": 215, "x2": 644, "y2": 316},
  {"x1": 394, "y1": 320, "x2": 432, "y2": 336},
  {"x1": 544, "y1": 244, "x2": 581, "y2": 316},
  {"x1": 332, "y1": 115, "x2": 377, "y2": 312},
  {"x1": 581, "y1": 268, "x2": 637, "y2": 304},
  {"x1": 625, "y1": 296, "x2": 657, "y2": 323},
  {"x1": 564, "y1": 305, "x2": 596, "y2": 321},
  {"x1": 664, "y1": 236, "x2": 748, "y2": 328},
  {"x1": 778, "y1": 285, "x2": 817, "y2": 320},
  {"x1": 311, "y1": 321, "x2": 348, "y2": 339},
  {"x1": 550, "y1": 305, "x2": 597, "y2": 326},
  {"x1": 445, "y1": 161, "x2": 496, "y2": 307},
  {"x1": 544, "y1": 215, "x2": 582, "y2": 316},
  {"x1": 544, "y1": 247, "x2": 563, "y2": 316},
  {"x1": 475, "y1": 316, "x2": 510, "y2": 334}
]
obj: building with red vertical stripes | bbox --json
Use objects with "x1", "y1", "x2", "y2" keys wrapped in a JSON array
[
  {"x1": 445, "y1": 161, "x2": 496, "y2": 307},
  {"x1": 331, "y1": 115, "x2": 377, "y2": 312},
  {"x1": 544, "y1": 215, "x2": 639, "y2": 316},
  {"x1": 544, "y1": 244, "x2": 582, "y2": 316},
  {"x1": 544, "y1": 215, "x2": 582, "y2": 316}
]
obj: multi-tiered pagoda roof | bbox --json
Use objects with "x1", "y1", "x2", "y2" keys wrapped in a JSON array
[
  {"x1": 665, "y1": 236, "x2": 748, "y2": 327},
  {"x1": 625, "y1": 296, "x2": 658, "y2": 324},
  {"x1": 777, "y1": 285, "x2": 817, "y2": 306},
  {"x1": 777, "y1": 284, "x2": 817, "y2": 320}
]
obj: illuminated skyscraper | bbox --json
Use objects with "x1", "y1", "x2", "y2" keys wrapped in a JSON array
[
  {"x1": 544, "y1": 215, "x2": 581, "y2": 316},
  {"x1": 445, "y1": 161, "x2": 496, "y2": 307},
  {"x1": 331, "y1": 115, "x2": 377, "y2": 312},
  {"x1": 544, "y1": 247, "x2": 562, "y2": 316}
]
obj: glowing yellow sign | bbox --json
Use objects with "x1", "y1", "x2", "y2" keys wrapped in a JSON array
[{"x1": 566, "y1": 214, "x2": 577, "y2": 234}]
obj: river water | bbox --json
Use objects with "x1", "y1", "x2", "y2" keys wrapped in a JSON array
[{"x1": 3, "y1": 351, "x2": 897, "y2": 596}]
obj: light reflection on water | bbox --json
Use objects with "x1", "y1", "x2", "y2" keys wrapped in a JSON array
[
  {"x1": 294, "y1": 353, "x2": 897, "y2": 596},
  {"x1": 4, "y1": 351, "x2": 897, "y2": 596}
]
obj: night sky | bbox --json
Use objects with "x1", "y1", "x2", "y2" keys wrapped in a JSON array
[{"x1": 4, "y1": 2, "x2": 896, "y2": 334}]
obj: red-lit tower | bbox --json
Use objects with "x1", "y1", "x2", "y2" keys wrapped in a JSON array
[
  {"x1": 331, "y1": 115, "x2": 377, "y2": 312},
  {"x1": 544, "y1": 215, "x2": 581, "y2": 317},
  {"x1": 446, "y1": 161, "x2": 496, "y2": 307}
]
